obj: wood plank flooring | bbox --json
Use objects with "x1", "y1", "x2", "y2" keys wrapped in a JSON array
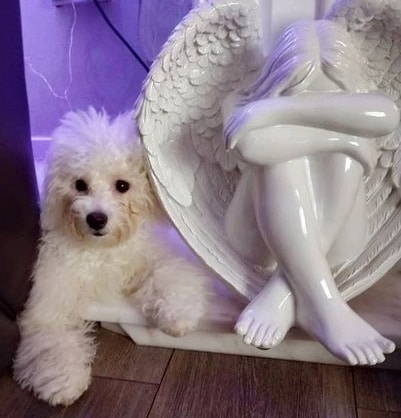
[{"x1": 0, "y1": 328, "x2": 400, "y2": 418}]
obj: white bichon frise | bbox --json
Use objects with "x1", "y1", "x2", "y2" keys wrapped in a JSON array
[{"x1": 13, "y1": 108, "x2": 211, "y2": 406}]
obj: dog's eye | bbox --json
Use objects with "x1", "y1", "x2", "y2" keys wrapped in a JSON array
[
  {"x1": 115, "y1": 180, "x2": 130, "y2": 193},
  {"x1": 75, "y1": 179, "x2": 88, "y2": 192}
]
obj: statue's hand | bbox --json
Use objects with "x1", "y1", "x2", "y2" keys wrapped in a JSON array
[
  {"x1": 224, "y1": 106, "x2": 251, "y2": 150},
  {"x1": 346, "y1": 137, "x2": 378, "y2": 176},
  {"x1": 224, "y1": 98, "x2": 276, "y2": 149}
]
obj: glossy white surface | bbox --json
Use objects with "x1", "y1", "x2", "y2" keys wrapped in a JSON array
[
  {"x1": 136, "y1": 0, "x2": 401, "y2": 306},
  {"x1": 84, "y1": 271, "x2": 401, "y2": 368},
  {"x1": 136, "y1": 0, "x2": 401, "y2": 366},
  {"x1": 259, "y1": 0, "x2": 332, "y2": 51},
  {"x1": 223, "y1": 55, "x2": 399, "y2": 363}
]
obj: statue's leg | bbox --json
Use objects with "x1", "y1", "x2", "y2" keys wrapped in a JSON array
[
  {"x1": 310, "y1": 154, "x2": 367, "y2": 266},
  {"x1": 225, "y1": 166, "x2": 275, "y2": 267},
  {"x1": 250, "y1": 158, "x2": 394, "y2": 365},
  {"x1": 236, "y1": 155, "x2": 363, "y2": 349},
  {"x1": 227, "y1": 168, "x2": 296, "y2": 348}
]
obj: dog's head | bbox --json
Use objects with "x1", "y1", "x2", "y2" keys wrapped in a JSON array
[{"x1": 41, "y1": 108, "x2": 160, "y2": 247}]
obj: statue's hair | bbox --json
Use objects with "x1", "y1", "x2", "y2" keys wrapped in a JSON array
[{"x1": 241, "y1": 19, "x2": 372, "y2": 103}]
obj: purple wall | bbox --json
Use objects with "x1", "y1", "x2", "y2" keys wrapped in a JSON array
[
  {"x1": 20, "y1": 1, "x2": 335, "y2": 136},
  {"x1": 20, "y1": 0, "x2": 190, "y2": 136}
]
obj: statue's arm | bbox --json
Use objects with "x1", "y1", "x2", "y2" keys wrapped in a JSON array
[
  {"x1": 225, "y1": 92, "x2": 400, "y2": 150},
  {"x1": 235, "y1": 125, "x2": 377, "y2": 175}
]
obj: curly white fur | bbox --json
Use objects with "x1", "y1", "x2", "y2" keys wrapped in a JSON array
[{"x1": 13, "y1": 108, "x2": 211, "y2": 406}]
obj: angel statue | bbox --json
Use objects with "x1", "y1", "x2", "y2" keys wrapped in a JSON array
[{"x1": 136, "y1": 0, "x2": 401, "y2": 366}]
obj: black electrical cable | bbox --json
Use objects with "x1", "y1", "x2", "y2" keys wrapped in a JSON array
[{"x1": 92, "y1": 0, "x2": 150, "y2": 73}]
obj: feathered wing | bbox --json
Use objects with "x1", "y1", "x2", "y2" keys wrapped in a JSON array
[
  {"x1": 136, "y1": 0, "x2": 268, "y2": 301},
  {"x1": 137, "y1": 0, "x2": 401, "y2": 303},
  {"x1": 328, "y1": 0, "x2": 401, "y2": 300}
]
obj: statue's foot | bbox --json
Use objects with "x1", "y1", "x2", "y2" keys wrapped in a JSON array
[
  {"x1": 296, "y1": 296, "x2": 395, "y2": 365},
  {"x1": 235, "y1": 272, "x2": 295, "y2": 349}
]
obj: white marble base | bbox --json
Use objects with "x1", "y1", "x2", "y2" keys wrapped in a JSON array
[{"x1": 83, "y1": 272, "x2": 401, "y2": 369}]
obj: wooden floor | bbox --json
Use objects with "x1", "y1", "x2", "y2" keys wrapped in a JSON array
[{"x1": 1, "y1": 328, "x2": 400, "y2": 418}]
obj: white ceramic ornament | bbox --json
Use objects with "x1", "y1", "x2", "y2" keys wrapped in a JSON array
[{"x1": 136, "y1": 0, "x2": 401, "y2": 365}]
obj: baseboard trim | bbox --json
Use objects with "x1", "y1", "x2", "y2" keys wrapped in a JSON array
[{"x1": 31, "y1": 136, "x2": 51, "y2": 161}]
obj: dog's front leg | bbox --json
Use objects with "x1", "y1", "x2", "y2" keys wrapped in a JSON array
[
  {"x1": 13, "y1": 249, "x2": 97, "y2": 406},
  {"x1": 13, "y1": 320, "x2": 96, "y2": 406},
  {"x1": 128, "y1": 256, "x2": 211, "y2": 337}
]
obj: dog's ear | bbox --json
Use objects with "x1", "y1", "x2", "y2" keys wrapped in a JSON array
[
  {"x1": 143, "y1": 171, "x2": 166, "y2": 223},
  {"x1": 129, "y1": 153, "x2": 166, "y2": 223},
  {"x1": 40, "y1": 165, "x2": 68, "y2": 232}
]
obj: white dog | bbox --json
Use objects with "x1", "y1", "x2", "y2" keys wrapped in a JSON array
[{"x1": 13, "y1": 108, "x2": 211, "y2": 406}]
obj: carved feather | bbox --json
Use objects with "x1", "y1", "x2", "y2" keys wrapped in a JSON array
[
  {"x1": 137, "y1": 0, "x2": 401, "y2": 302},
  {"x1": 328, "y1": 0, "x2": 401, "y2": 298},
  {"x1": 136, "y1": 0, "x2": 266, "y2": 300}
]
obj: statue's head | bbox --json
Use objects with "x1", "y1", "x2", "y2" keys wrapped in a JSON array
[{"x1": 242, "y1": 19, "x2": 373, "y2": 103}]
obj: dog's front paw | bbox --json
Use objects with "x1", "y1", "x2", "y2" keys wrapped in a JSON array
[
  {"x1": 157, "y1": 317, "x2": 198, "y2": 337},
  {"x1": 13, "y1": 327, "x2": 96, "y2": 406},
  {"x1": 36, "y1": 368, "x2": 92, "y2": 407},
  {"x1": 148, "y1": 299, "x2": 202, "y2": 337},
  {"x1": 136, "y1": 266, "x2": 210, "y2": 338}
]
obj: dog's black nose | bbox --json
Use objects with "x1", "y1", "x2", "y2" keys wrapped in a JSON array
[{"x1": 86, "y1": 212, "x2": 108, "y2": 231}]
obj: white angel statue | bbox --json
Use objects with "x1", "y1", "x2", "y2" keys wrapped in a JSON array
[{"x1": 136, "y1": 0, "x2": 401, "y2": 365}]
